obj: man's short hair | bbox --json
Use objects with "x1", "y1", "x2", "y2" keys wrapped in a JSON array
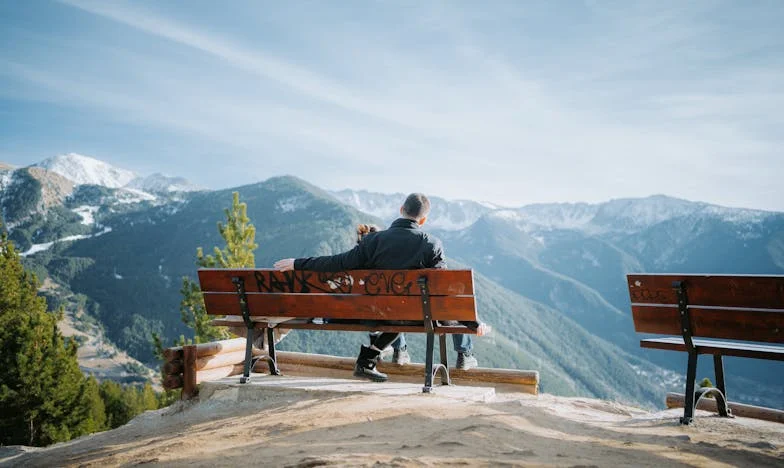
[{"x1": 402, "y1": 193, "x2": 431, "y2": 219}]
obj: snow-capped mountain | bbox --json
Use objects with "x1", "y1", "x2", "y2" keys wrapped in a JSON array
[
  {"x1": 331, "y1": 189, "x2": 500, "y2": 230},
  {"x1": 35, "y1": 153, "x2": 137, "y2": 188},
  {"x1": 126, "y1": 173, "x2": 203, "y2": 194},
  {"x1": 486, "y1": 195, "x2": 775, "y2": 235}
]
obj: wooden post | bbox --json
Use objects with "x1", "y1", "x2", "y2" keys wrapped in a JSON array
[{"x1": 181, "y1": 345, "x2": 198, "y2": 400}]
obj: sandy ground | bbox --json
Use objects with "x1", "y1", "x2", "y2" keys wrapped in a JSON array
[{"x1": 3, "y1": 377, "x2": 782, "y2": 468}]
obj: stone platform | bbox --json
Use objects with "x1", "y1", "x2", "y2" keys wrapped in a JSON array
[{"x1": 198, "y1": 373, "x2": 496, "y2": 403}]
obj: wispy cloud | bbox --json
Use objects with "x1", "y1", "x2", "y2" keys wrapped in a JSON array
[{"x1": 1, "y1": 0, "x2": 782, "y2": 210}]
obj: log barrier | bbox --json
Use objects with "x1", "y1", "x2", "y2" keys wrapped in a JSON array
[{"x1": 162, "y1": 338, "x2": 540, "y2": 399}]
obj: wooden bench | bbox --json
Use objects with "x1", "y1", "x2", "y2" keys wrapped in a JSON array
[
  {"x1": 626, "y1": 274, "x2": 784, "y2": 424},
  {"x1": 198, "y1": 268, "x2": 485, "y2": 392}
]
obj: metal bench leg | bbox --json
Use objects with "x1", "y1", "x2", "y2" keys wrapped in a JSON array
[
  {"x1": 713, "y1": 354, "x2": 732, "y2": 418},
  {"x1": 438, "y1": 334, "x2": 451, "y2": 385},
  {"x1": 681, "y1": 352, "x2": 698, "y2": 425},
  {"x1": 266, "y1": 326, "x2": 281, "y2": 376},
  {"x1": 240, "y1": 325, "x2": 255, "y2": 384},
  {"x1": 423, "y1": 332, "x2": 436, "y2": 393}
]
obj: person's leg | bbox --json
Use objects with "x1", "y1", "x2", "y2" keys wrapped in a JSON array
[
  {"x1": 452, "y1": 334, "x2": 472, "y2": 353},
  {"x1": 371, "y1": 332, "x2": 400, "y2": 351},
  {"x1": 453, "y1": 334, "x2": 478, "y2": 370},
  {"x1": 354, "y1": 332, "x2": 400, "y2": 382},
  {"x1": 391, "y1": 333, "x2": 410, "y2": 365},
  {"x1": 391, "y1": 333, "x2": 406, "y2": 350}
]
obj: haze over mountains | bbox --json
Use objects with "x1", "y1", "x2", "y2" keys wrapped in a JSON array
[{"x1": 1, "y1": 154, "x2": 782, "y2": 409}]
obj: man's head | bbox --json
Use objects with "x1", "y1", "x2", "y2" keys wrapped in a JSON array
[{"x1": 400, "y1": 193, "x2": 431, "y2": 226}]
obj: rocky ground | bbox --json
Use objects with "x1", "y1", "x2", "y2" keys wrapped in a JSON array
[{"x1": 2, "y1": 377, "x2": 782, "y2": 467}]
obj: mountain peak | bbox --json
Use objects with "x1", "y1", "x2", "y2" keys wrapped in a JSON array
[
  {"x1": 34, "y1": 153, "x2": 137, "y2": 188},
  {"x1": 126, "y1": 173, "x2": 203, "y2": 194},
  {"x1": 0, "y1": 162, "x2": 14, "y2": 171}
]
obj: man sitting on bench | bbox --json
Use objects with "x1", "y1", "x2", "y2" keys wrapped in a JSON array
[{"x1": 274, "y1": 193, "x2": 478, "y2": 382}]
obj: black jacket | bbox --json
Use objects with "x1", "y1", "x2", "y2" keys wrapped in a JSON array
[{"x1": 294, "y1": 218, "x2": 446, "y2": 272}]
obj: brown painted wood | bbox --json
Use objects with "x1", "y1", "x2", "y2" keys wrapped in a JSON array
[
  {"x1": 640, "y1": 337, "x2": 784, "y2": 360},
  {"x1": 210, "y1": 318, "x2": 478, "y2": 335},
  {"x1": 632, "y1": 305, "x2": 784, "y2": 343},
  {"x1": 627, "y1": 274, "x2": 784, "y2": 308},
  {"x1": 198, "y1": 268, "x2": 474, "y2": 296},
  {"x1": 203, "y1": 293, "x2": 478, "y2": 321},
  {"x1": 163, "y1": 374, "x2": 183, "y2": 390},
  {"x1": 666, "y1": 393, "x2": 784, "y2": 423},
  {"x1": 162, "y1": 359, "x2": 181, "y2": 376},
  {"x1": 163, "y1": 347, "x2": 183, "y2": 362},
  {"x1": 631, "y1": 306, "x2": 681, "y2": 335},
  {"x1": 181, "y1": 345, "x2": 198, "y2": 400}
]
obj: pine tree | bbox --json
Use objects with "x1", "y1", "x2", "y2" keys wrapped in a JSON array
[
  {"x1": 71, "y1": 375, "x2": 107, "y2": 436},
  {"x1": 179, "y1": 192, "x2": 258, "y2": 343},
  {"x1": 0, "y1": 231, "x2": 95, "y2": 446}
]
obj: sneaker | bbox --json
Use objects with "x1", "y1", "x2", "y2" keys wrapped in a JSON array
[
  {"x1": 392, "y1": 346, "x2": 411, "y2": 365},
  {"x1": 456, "y1": 352, "x2": 478, "y2": 370}
]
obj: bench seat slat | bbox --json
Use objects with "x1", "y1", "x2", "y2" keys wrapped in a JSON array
[
  {"x1": 640, "y1": 337, "x2": 784, "y2": 361},
  {"x1": 211, "y1": 319, "x2": 478, "y2": 335},
  {"x1": 198, "y1": 269, "x2": 474, "y2": 296},
  {"x1": 203, "y1": 293, "x2": 478, "y2": 321},
  {"x1": 627, "y1": 274, "x2": 784, "y2": 309},
  {"x1": 632, "y1": 305, "x2": 784, "y2": 343}
]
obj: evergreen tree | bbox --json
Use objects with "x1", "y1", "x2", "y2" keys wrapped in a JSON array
[
  {"x1": 140, "y1": 382, "x2": 158, "y2": 411},
  {"x1": 71, "y1": 375, "x2": 107, "y2": 436},
  {"x1": 179, "y1": 192, "x2": 258, "y2": 343},
  {"x1": 0, "y1": 231, "x2": 93, "y2": 446},
  {"x1": 99, "y1": 380, "x2": 130, "y2": 429}
]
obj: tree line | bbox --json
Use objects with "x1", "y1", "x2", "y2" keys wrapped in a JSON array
[{"x1": 1, "y1": 192, "x2": 255, "y2": 446}]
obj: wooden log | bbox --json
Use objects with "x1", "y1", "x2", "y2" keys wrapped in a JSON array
[
  {"x1": 252, "y1": 351, "x2": 539, "y2": 390},
  {"x1": 181, "y1": 345, "x2": 198, "y2": 400},
  {"x1": 163, "y1": 347, "x2": 183, "y2": 362},
  {"x1": 196, "y1": 364, "x2": 244, "y2": 384},
  {"x1": 666, "y1": 392, "x2": 784, "y2": 424},
  {"x1": 164, "y1": 350, "x2": 251, "y2": 375},
  {"x1": 163, "y1": 374, "x2": 183, "y2": 390},
  {"x1": 164, "y1": 337, "x2": 251, "y2": 362},
  {"x1": 162, "y1": 359, "x2": 182, "y2": 376}
]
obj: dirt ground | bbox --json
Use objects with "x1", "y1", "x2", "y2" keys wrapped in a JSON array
[{"x1": 3, "y1": 381, "x2": 782, "y2": 467}]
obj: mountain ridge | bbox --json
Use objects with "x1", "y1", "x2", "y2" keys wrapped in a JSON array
[{"x1": 2, "y1": 155, "x2": 782, "y2": 408}]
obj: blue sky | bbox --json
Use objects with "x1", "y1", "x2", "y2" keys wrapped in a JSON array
[{"x1": 1, "y1": 0, "x2": 782, "y2": 210}]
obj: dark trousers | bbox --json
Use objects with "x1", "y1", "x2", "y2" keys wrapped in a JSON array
[{"x1": 371, "y1": 332, "x2": 400, "y2": 350}]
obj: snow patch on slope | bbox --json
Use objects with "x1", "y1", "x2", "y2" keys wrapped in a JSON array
[
  {"x1": 126, "y1": 173, "x2": 203, "y2": 193},
  {"x1": 20, "y1": 227, "x2": 113, "y2": 257},
  {"x1": 73, "y1": 205, "x2": 99, "y2": 225},
  {"x1": 36, "y1": 153, "x2": 137, "y2": 188}
]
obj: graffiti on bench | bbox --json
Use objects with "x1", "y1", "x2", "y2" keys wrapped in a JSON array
[{"x1": 254, "y1": 270, "x2": 414, "y2": 296}]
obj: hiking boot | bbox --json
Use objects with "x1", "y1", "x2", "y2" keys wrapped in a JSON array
[
  {"x1": 353, "y1": 345, "x2": 388, "y2": 382},
  {"x1": 392, "y1": 346, "x2": 411, "y2": 365},
  {"x1": 456, "y1": 352, "x2": 478, "y2": 370}
]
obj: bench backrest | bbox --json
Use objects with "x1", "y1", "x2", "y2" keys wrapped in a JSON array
[
  {"x1": 627, "y1": 274, "x2": 784, "y2": 344},
  {"x1": 198, "y1": 269, "x2": 477, "y2": 321}
]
